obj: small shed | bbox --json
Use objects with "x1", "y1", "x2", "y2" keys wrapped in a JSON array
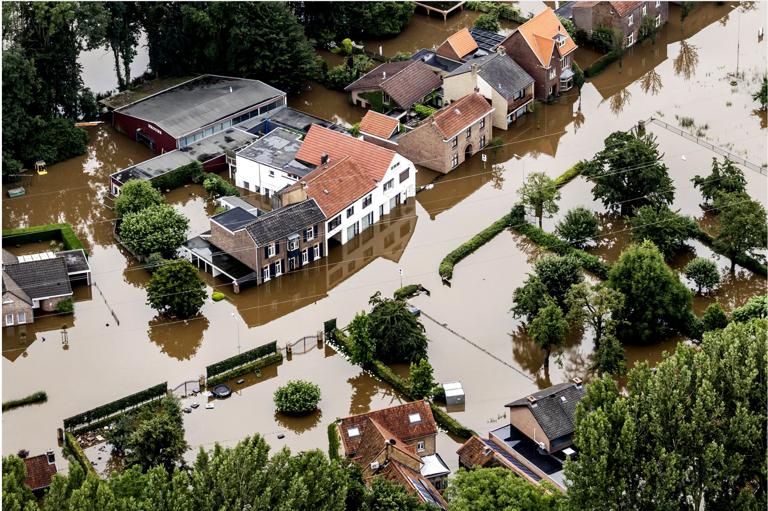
[{"x1": 442, "y1": 381, "x2": 465, "y2": 406}]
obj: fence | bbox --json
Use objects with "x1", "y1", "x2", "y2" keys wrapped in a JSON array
[
  {"x1": 63, "y1": 382, "x2": 167, "y2": 431},
  {"x1": 283, "y1": 334, "x2": 324, "y2": 356},
  {"x1": 171, "y1": 380, "x2": 201, "y2": 398},
  {"x1": 649, "y1": 118, "x2": 767, "y2": 175}
]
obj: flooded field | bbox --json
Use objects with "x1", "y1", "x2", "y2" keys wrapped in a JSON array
[{"x1": 3, "y1": 2, "x2": 766, "y2": 471}]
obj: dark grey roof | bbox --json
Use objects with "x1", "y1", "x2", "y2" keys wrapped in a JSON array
[
  {"x1": 506, "y1": 382, "x2": 585, "y2": 441},
  {"x1": 116, "y1": 75, "x2": 285, "y2": 138},
  {"x1": 237, "y1": 128, "x2": 303, "y2": 169},
  {"x1": 411, "y1": 49, "x2": 463, "y2": 74},
  {"x1": 217, "y1": 196, "x2": 262, "y2": 215},
  {"x1": 233, "y1": 106, "x2": 346, "y2": 135},
  {"x1": 211, "y1": 206, "x2": 259, "y2": 232},
  {"x1": 447, "y1": 53, "x2": 534, "y2": 100},
  {"x1": 554, "y1": 1, "x2": 576, "y2": 19},
  {"x1": 246, "y1": 199, "x2": 325, "y2": 246},
  {"x1": 111, "y1": 128, "x2": 256, "y2": 185},
  {"x1": 3, "y1": 257, "x2": 72, "y2": 300},
  {"x1": 469, "y1": 27, "x2": 506, "y2": 52},
  {"x1": 56, "y1": 249, "x2": 90, "y2": 273}
]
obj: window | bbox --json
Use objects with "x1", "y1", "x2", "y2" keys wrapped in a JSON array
[
  {"x1": 267, "y1": 243, "x2": 276, "y2": 257},
  {"x1": 558, "y1": 39, "x2": 565, "y2": 48},
  {"x1": 451, "y1": 154, "x2": 459, "y2": 168},
  {"x1": 563, "y1": 55, "x2": 570, "y2": 68},
  {"x1": 346, "y1": 205, "x2": 355, "y2": 218},
  {"x1": 268, "y1": 170, "x2": 275, "y2": 177},
  {"x1": 451, "y1": 136, "x2": 458, "y2": 148},
  {"x1": 328, "y1": 215, "x2": 342, "y2": 231},
  {"x1": 347, "y1": 427, "x2": 360, "y2": 437},
  {"x1": 362, "y1": 211, "x2": 374, "y2": 230},
  {"x1": 409, "y1": 413, "x2": 421, "y2": 423},
  {"x1": 383, "y1": 179, "x2": 394, "y2": 192},
  {"x1": 417, "y1": 441, "x2": 425, "y2": 452},
  {"x1": 17, "y1": 311, "x2": 26, "y2": 324},
  {"x1": 313, "y1": 244, "x2": 321, "y2": 259},
  {"x1": 655, "y1": 13, "x2": 661, "y2": 27},
  {"x1": 288, "y1": 238, "x2": 299, "y2": 251},
  {"x1": 363, "y1": 194, "x2": 373, "y2": 208},
  {"x1": 514, "y1": 89, "x2": 524, "y2": 100},
  {"x1": 548, "y1": 67, "x2": 556, "y2": 80},
  {"x1": 390, "y1": 161, "x2": 400, "y2": 170},
  {"x1": 642, "y1": 4, "x2": 647, "y2": 16},
  {"x1": 627, "y1": 33, "x2": 634, "y2": 46},
  {"x1": 302, "y1": 249, "x2": 309, "y2": 265},
  {"x1": 347, "y1": 222, "x2": 359, "y2": 240},
  {"x1": 243, "y1": 180, "x2": 250, "y2": 190},
  {"x1": 305, "y1": 227, "x2": 315, "y2": 241},
  {"x1": 466, "y1": 126, "x2": 471, "y2": 139},
  {"x1": 655, "y1": 0, "x2": 660, "y2": 6},
  {"x1": 5, "y1": 313, "x2": 14, "y2": 326},
  {"x1": 274, "y1": 260, "x2": 282, "y2": 276},
  {"x1": 399, "y1": 168, "x2": 409, "y2": 183},
  {"x1": 628, "y1": 13, "x2": 634, "y2": 26},
  {"x1": 479, "y1": 135, "x2": 486, "y2": 149},
  {"x1": 262, "y1": 266, "x2": 270, "y2": 282}
]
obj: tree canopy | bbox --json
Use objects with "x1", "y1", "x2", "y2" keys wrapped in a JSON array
[
  {"x1": 566, "y1": 319, "x2": 767, "y2": 509},
  {"x1": 408, "y1": 358, "x2": 435, "y2": 400},
  {"x1": 691, "y1": 157, "x2": 747, "y2": 205},
  {"x1": 629, "y1": 204, "x2": 698, "y2": 259},
  {"x1": 512, "y1": 254, "x2": 584, "y2": 322},
  {"x1": 120, "y1": 204, "x2": 189, "y2": 258},
  {"x1": 445, "y1": 467, "x2": 564, "y2": 511},
  {"x1": 683, "y1": 257, "x2": 720, "y2": 294},
  {"x1": 528, "y1": 301, "x2": 569, "y2": 367},
  {"x1": 114, "y1": 180, "x2": 165, "y2": 217},
  {"x1": 713, "y1": 192, "x2": 768, "y2": 271},
  {"x1": 474, "y1": 13, "x2": 500, "y2": 33},
  {"x1": 273, "y1": 380, "x2": 321, "y2": 415},
  {"x1": 583, "y1": 131, "x2": 674, "y2": 215},
  {"x1": 566, "y1": 282, "x2": 624, "y2": 347},
  {"x1": 146, "y1": 258, "x2": 206, "y2": 318},
  {"x1": 517, "y1": 172, "x2": 560, "y2": 228},
  {"x1": 367, "y1": 292, "x2": 428, "y2": 363},
  {"x1": 555, "y1": 207, "x2": 599, "y2": 247}
]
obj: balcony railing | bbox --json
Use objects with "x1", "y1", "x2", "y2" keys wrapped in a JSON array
[{"x1": 507, "y1": 92, "x2": 533, "y2": 113}]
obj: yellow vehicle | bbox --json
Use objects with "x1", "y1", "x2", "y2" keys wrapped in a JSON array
[{"x1": 35, "y1": 160, "x2": 47, "y2": 175}]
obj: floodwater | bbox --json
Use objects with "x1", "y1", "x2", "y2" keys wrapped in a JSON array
[{"x1": 4, "y1": 2, "x2": 766, "y2": 471}]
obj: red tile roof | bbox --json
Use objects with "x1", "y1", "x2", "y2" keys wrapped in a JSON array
[
  {"x1": 431, "y1": 93, "x2": 493, "y2": 140},
  {"x1": 23, "y1": 454, "x2": 57, "y2": 491},
  {"x1": 380, "y1": 61, "x2": 442, "y2": 109},
  {"x1": 445, "y1": 28, "x2": 479, "y2": 59},
  {"x1": 339, "y1": 401, "x2": 437, "y2": 457},
  {"x1": 291, "y1": 156, "x2": 376, "y2": 218},
  {"x1": 514, "y1": 7, "x2": 577, "y2": 67},
  {"x1": 457, "y1": 435, "x2": 495, "y2": 468},
  {"x1": 295, "y1": 124, "x2": 397, "y2": 181},
  {"x1": 359, "y1": 111, "x2": 400, "y2": 140},
  {"x1": 344, "y1": 61, "x2": 412, "y2": 92},
  {"x1": 573, "y1": 1, "x2": 642, "y2": 16},
  {"x1": 377, "y1": 460, "x2": 449, "y2": 509}
]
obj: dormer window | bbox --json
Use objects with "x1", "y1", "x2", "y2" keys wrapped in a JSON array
[
  {"x1": 554, "y1": 33, "x2": 567, "y2": 49},
  {"x1": 348, "y1": 427, "x2": 360, "y2": 437},
  {"x1": 408, "y1": 413, "x2": 421, "y2": 423}
]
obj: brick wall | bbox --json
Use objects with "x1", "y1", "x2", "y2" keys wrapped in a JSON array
[
  {"x1": 591, "y1": 1, "x2": 669, "y2": 44},
  {"x1": 2, "y1": 294, "x2": 33, "y2": 324},
  {"x1": 209, "y1": 223, "x2": 259, "y2": 271},
  {"x1": 502, "y1": 33, "x2": 551, "y2": 100}
]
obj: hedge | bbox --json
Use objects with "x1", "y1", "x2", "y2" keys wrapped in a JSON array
[
  {"x1": 69, "y1": 399, "x2": 163, "y2": 436},
  {"x1": 63, "y1": 431, "x2": 95, "y2": 474},
  {"x1": 430, "y1": 403, "x2": 474, "y2": 439},
  {"x1": 439, "y1": 213, "x2": 513, "y2": 280},
  {"x1": 63, "y1": 382, "x2": 167, "y2": 430},
  {"x1": 151, "y1": 161, "x2": 204, "y2": 192},
  {"x1": 2, "y1": 223, "x2": 85, "y2": 252},
  {"x1": 327, "y1": 422, "x2": 341, "y2": 460},
  {"x1": 692, "y1": 228, "x2": 767, "y2": 277},
  {"x1": 206, "y1": 341, "x2": 278, "y2": 379},
  {"x1": 394, "y1": 284, "x2": 422, "y2": 300},
  {"x1": 554, "y1": 161, "x2": 587, "y2": 187},
  {"x1": 205, "y1": 352, "x2": 283, "y2": 387},
  {"x1": 585, "y1": 51, "x2": 622, "y2": 78},
  {"x1": 2, "y1": 391, "x2": 47, "y2": 412}
]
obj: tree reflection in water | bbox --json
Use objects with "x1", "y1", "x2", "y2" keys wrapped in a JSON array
[
  {"x1": 673, "y1": 40, "x2": 699, "y2": 80},
  {"x1": 274, "y1": 409, "x2": 322, "y2": 434},
  {"x1": 147, "y1": 315, "x2": 209, "y2": 360},
  {"x1": 640, "y1": 69, "x2": 663, "y2": 95},
  {"x1": 608, "y1": 88, "x2": 632, "y2": 115},
  {"x1": 490, "y1": 163, "x2": 505, "y2": 190}
]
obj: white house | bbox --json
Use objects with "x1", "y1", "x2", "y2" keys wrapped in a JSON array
[
  {"x1": 278, "y1": 124, "x2": 417, "y2": 247},
  {"x1": 232, "y1": 128, "x2": 313, "y2": 198}
]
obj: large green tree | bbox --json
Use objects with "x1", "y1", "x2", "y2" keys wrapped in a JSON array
[
  {"x1": 528, "y1": 301, "x2": 569, "y2": 367},
  {"x1": 2, "y1": 455, "x2": 37, "y2": 511},
  {"x1": 555, "y1": 207, "x2": 599, "y2": 248},
  {"x1": 445, "y1": 467, "x2": 564, "y2": 511},
  {"x1": 607, "y1": 241, "x2": 693, "y2": 344},
  {"x1": 629, "y1": 204, "x2": 698, "y2": 260},
  {"x1": 363, "y1": 477, "x2": 429, "y2": 511},
  {"x1": 583, "y1": 131, "x2": 675, "y2": 215},
  {"x1": 713, "y1": 192, "x2": 768, "y2": 272},
  {"x1": 517, "y1": 171, "x2": 560, "y2": 228},
  {"x1": 347, "y1": 311, "x2": 375, "y2": 367},
  {"x1": 691, "y1": 157, "x2": 747, "y2": 205},
  {"x1": 408, "y1": 358, "x2": 435, "y2": 400},
  {"x1": 566, "y1": 282, "x2": 624, "y2": 347},
  {"x1": 512, "y1": 254, "x2": 584, "y2": 322},
  {"x1": 367, "y1": 292, "x2": 428, "y2": 363},
  {"x1": 566, "y1": 319, "x2": 767, "y2": 509},
  {"x1": 146, "y1": 258, "x2": 206, "y2": 318},
  {"x1": 683, "y1": 257, "x2": 720, "y2": 294},
  {"x1": 120, "y1": 204, "x2": 188, "y2": 257},
  {"x1": 114, "y1": 179, "x2": 165, "y2": 217},
  {"x1": 124, "y1": 395, "x2": 188, "y2": 473}
]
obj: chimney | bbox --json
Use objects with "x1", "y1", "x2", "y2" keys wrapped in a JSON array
[
  {"x1": 526, "y1": 395, "x2": 537, "y2": 403},
  {"x1": 497, "y1": 45, "x2": 506, "y2": 56},
  {"x1": 383, "y1": 71, "x2": 387, "y2": 80},
  {"x1": 46, "y1": 450, "x2": 55, "y2": 464},
  {"x1": 572, "y1": 377, "x2": 583, "y2": 387},
  {"x1": 470, "y1": 63, "x2": 478, "y2": 79},
  {"x1": 320, "y1": 153, "x2": 329, "y2": 166}
]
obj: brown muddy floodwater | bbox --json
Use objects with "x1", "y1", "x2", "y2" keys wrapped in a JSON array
[{"x1": 4, "y1": 2, "x2": 766, "y2": 471}]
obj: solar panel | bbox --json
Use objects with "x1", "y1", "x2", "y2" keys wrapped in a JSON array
[
  {"x1": 408, "y1": 477, "x2": 441, "y2": 508},
  {"x1": 483, "y1": 440, "x2": 542, "y2": 481}
]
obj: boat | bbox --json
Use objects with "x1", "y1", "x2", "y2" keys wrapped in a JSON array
[{"x1": 7, "y1": 187, "x2": 26, "y2": 198}]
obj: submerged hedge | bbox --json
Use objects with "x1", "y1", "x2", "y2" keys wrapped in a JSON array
[
  {"x1": 206, "y1": 341, "x2": 278, "y2": 380},
  {"x1": 63, "y1": 382, "x2": 167, "y2": 430},
  {"x1": 2, "y1": 391, "x2": 48, "y2": 412},
  {"x1": 693, "y1": 228, "x2": 767, "y2": 277},
  {"x1": 206, "y1": 352, "x2": 283, "y2": 387},
  {"x1": 439, "y1": 213, "x2": 513, "y2": 280},
  {"x1": 394, "y1": 284, "x2": 423, "y2": 300},
  {"x1": 2, "y1": 223, "x2": 85, "y2": 252},
  {"x1": 63, "y1": 431, "x2": 96, "y2": 474}
]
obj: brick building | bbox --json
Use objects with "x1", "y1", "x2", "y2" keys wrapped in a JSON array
[{"x1": 572, "y1": 1, "x2": 669, "y2": 48}]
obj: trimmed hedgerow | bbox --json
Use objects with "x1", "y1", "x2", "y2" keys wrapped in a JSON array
[
  {"x1": 205, "y1": 352, "x2": 283, "y2": 387},
  {"x1": 439, "y1": 213, "x2": 513, "y2": 280},
  {"x1": 63, "y1": 431, "x2": 96, "y2": 474},
  {"x1": 63, "y1": 383, "x2": 167, "y2": 430},
  {"x1": 2, "y1": 391, "x2": 47, "y2": 412},
  {"x1": 206, "y1": 341, "x2": 278, "y2": 379},
  {"x1": 2, "y1": 223, "x2": 85, "y2": 252},
  {"x1": 327, "y1": 422, "x2": 341, "y2": 460},
  {"x1": 394, "y1": 284, "x2": 423, "y2": 300}
]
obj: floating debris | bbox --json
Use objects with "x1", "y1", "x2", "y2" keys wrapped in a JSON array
[
  {"x1": 205, "y1": 403, "x2": 214, "y2": 409},
  {"x1": 277, "y1": 434, "x2": 285, "y2": 439}
]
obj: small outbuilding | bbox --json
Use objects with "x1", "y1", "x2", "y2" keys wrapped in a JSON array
[{"x1": 442, "y1": 381, "x2": 465, "y2": 406}]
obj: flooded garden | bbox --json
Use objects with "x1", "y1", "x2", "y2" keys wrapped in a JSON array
[{"x1": 3, "y1": 1, "x2": 766, "y2": 475}]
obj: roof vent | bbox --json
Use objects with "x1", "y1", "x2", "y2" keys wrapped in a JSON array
[
  {"x1": 526, "y1": 395, "x2": 537, "y2": 403},
  {"x1": 572, "y1": 377, "x2": 583, "y2": 387},
  {"x1": 46, "y1": 450, "x2": 55, "y2": 464},
  {"x1": 320, "y1": 153, "x2": 329, "y2": 166},
  {"x1": 454, "y1": 108, "x2": 461, "y2": 115},
  {"x1": 383, "y1": 71, "x2": 387, "y2": 79}
]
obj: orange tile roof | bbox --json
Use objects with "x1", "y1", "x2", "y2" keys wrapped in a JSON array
[
  {"x1": 431, "y1": 92, "x2": 493, "y2": 140},
  {"x1": 457, "y1": 435, "x2": 496, "y2": 468},
  {"x1": 608, "y1": 1, "x2": 644, "y2": 17},
  {"x1": 515, "y1": 7, "x2": 577, "y2": 67},
  {"x1": 293, "y1": 156, "x2": 376, "y2": 218},
  {"x1": 23, "y1": 454, "x2": 57, "y2": 491},
  {"x1": 359, "y1": 111, "x2": 400, "y2": 140},
  {"x1": 446, "y1": 28, "x2": 479, "y2": 59},
  {"x1": 378, "y1": 460, "x2": 449, "y2": 509},
  {"x1": 295, "y1": 124, "x2": 396, "y2": 181}
]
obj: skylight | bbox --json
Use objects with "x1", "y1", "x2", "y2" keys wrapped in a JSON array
[
  {"x1": 408, "y1": 413, "x2": 421, "y2": 424},
  {"x1": 347, "y1": 427, "x2": 360, "y2": 437}
]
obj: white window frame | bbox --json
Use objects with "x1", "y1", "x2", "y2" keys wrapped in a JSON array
[
  {"x1": 383, "y1": 179, "x2": 394, "y2": 192},
  {"x1": 548, "y1": 67, "x2": 556, "y2": 80},
  {"x1": 288, "y1": 239, "x2": 299, "y2": 251},
  {"x1": 302, "y1": 249, "x2": 309, "y2": 265},
  {"x1": 451, "y1": 154, "x2": 459, "y2": 168},
  {"x1": 451, "y1": 136, "x2": 458, "y2": 148},
  {"x1": 417, "y1": 441, "x2": 426, "y2": 452},
  {"x1": 479, "y1": 117, "x2": 485, "y2": 129},
  {"x1": 263, "y1": 266, "x2": 270, "y2": 282},
  {"x1": 268, "y1": 169, "x2": 275, "y2": 177},
  {"x1": 642, "y1": 5, "x2": 647, "y2": 16},
  {"x1": 363, "y1": 194, "x2": 373, "y2": 208},
  {"x1": 628, "y1": 13, "x2": 634, "y2": 26},
  {"x1": 655, "y1": 0, "x2": 660, "y2": 7},
  {"x1": 313, "y1": 244, "x2": 321, "y2": 259},
  {"x1": 274, "y1": 260, "x2": 282, "y2": 276},
  {"x1": 17, "y1": 311, "x2": 26, "y2": 324},
  {"x1": 267, "y1": 243, "x2": 276, "y2": 257},
  {"x1": 480, "y1": 135, "x2": 486, "y2": 149},
  {"x1": 655, "y1": 14, "x2": 661, "y2": 27},
  {"x1": 627, "y1": 33, "x2": 634, "y2": 47},
  {"x1": 306, "y1": 227, "x2": 315, "y2": 241},
  {"x1": 346, "y1": 205, "x2": 354, "y2": 218},
  {"x1": 5, "y1": 313, "x2": 14, "y2": 326}
]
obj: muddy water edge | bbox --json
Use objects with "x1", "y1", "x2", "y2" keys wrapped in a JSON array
[{"x1": 3, "y1": 2, "x2": 766, "y2": 471}]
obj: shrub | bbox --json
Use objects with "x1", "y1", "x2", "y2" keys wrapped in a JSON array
[
  {"x1": 391, "y1": 51, "x2": 412, "y2": 61},
  {"x1": 409, "y1": 359, "x2": 435, "y2": 399},
  {"x1": 119, "y1": 204, "x2": 189, "y2": 258},
  {"x1": 56, "y1": 298, "x2": 74, "y2": 314},
  {"x1": 328, "y1": 422, "x2": 341, "y2": 460},
  {"x1": 63, "y1": 431, "x2": 95, "y2": 474},
  {"x1": 413, "y1": 103, "x2": 437, "y2": 119},
  {"x1": 474, "y1": 13, "x2": 500, "y2": 32},
  {"x1": 114, "y1": 180, "x2": 164, "y2": 217},
  {"x1": 151, "y1": 161, "x2": 204, "y2": 192},
  {"x1": 145, "y1": 252, "x2": 166, "y2": 274},
  {"x1": 556, "y1": 207, "x2": 599, "y2": 247},
  {"x1": 212, "y1": 291, "x2": 226, "y2": 302},
  {"x1": 393, "y1": 284, "x2": 422, "y2": 300},
  {"x1": 203, "y1": 174, "x2": 239, "y2": 199},
  {"x1": 701, "y1": 303, "x2": 729, "y2": 332},
  {"x1": 274, "y1": 380, "x2": 321, "y2": 415},
  {"x1": 630, "y1": 205, "x2": 698, "y2": 260},
  {"x1": 731, "y1": 295, "x2": 768, "y2": 322},
  {"x1": 2, "y1": 391, "x2": 47, "y2": 412},
  {"x1": 683, "y1": 257, "x2": 720, "y2": 294}
]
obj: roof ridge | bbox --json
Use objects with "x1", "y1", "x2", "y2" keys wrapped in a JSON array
[{"x1": 380, "y1": 60, "x2": 417, "y2": 86}]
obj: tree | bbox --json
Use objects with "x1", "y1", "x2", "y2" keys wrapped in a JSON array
[
  {"x1": 445, "y1": 467, "x2": 564, "y2": 511},
  {"x1": 511, "y1": 275, "x2": 551, "y2": 323},
  {"x1": 752, "y1": 75, "x2": 767, "y2": 110},
  {"x1": 683, "y1": 257, "x2": 721, "y2": 294},
  {"x1": 566, "y1": 320, "x2": 767, "y2": 509},
  {"x1": 474, "y1": 13, "x2": 500, "y2": 33},
  {"x1": 566, "y1": 282, "x2": 625, "y2": 347},
  {"x1": 701, "y1": 303, "x2": 729, "y2": 332},
  {"x1": 713, "y1": 192, "x2": 768, "y2": 272},
  {"x1": 555, "y1": 207, "x2": 599, "y2": 247},
  {"x1": 731, "y1": 295, "x2": 767, "y2": 322},
  {"x1": 273, "y1": 380, "x2": 321, "y2": 415},
  {"x1": 409, "y1": 358, "x2": 435, "y2": 400},
  {"x1": 363, "y1": 477, "x2": 427, "y2": 511},
  {"x1": 120, "y1": 204, "x2": 189, "y2": 257},
  {"x1": 293, "y1": 2, "x2": 415, "y2": 46},
  {"x1": 203, "y1": 174, "x2": 239, "y2": 199},
  {"x1": 367, "y1": 292, "x2": 428, "y2": 363},
  {"x1": 124, "y1": 396, "x2": 189, "y2": 473},
  {"x1": 528, "y1": 301, "x2": 569, "y2": 367},
  {"x1": 347, "y1": 311, "x2": 375, "y2": 366},
  {"x1": 583, "y1": 131, "x2": 675, "y2": 215},
  {"x1": 532, "y1": 254, "x2": 584, "y2": 310},
  {"x1": 518, "y1": 171, "x2": 560, "y2": 228},
  {"x1": 691, "y1": 157, "x2": 747, "y2": 205},
  {"x1": 146, "y1": 258, "x2": 206, "y2": 318},
  {"x1": 102, "y1": 2, "x2": 142, "y2": 90},
  {"x1": 590, "y1": 330, "x2": 626, "y2": 377},
  {"x1": 114, "y1": 179, "x2": 165, "y2": 217},
  {"x1": 629, "y1": 205, "x2": 698, "y2": 260},
  {"x1": 607, "y1": 241, "x2": 693, "y2": 344},
  {"x1": 2, "y1": 455, "x2": 37, "y2": 511}
]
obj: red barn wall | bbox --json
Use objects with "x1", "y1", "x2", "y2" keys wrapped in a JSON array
[{"x1": 113, "y1": 112, "x2": 178, "y2": 154}]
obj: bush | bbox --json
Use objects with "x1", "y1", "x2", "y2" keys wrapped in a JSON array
[
  {"x1": 701, "y1": 303, "x2": 729, "y2": 332},
  {"x1": 205, "y1": 352, "x2": 283, "y2": 387},
  {"x1": 2, "y1": 223, "x2": 85, "y2": 252},
  {"x1": 274, "y1": 380, "x2": 321, "y2": 415},
  {"x1": 63, "y1": 431, "x2": 95, "y2": 474},
  {"x1": 212, "y1": 291, "x2": 226, "y2": 302},
  {"x1": 413, "y1": 103, "x2": 437, "y2": 119},
  {"x1": 683, "y1": 257, "x2": 720, "y2": 294},
  {"x1": 56, "y1": 298, "x2": 74, "y2": 314},
  {"x1": 151, "y1": 161, "x2": 204, "y2": 192},
  {"x1": 553, "y1": 161, "x2": 586, "y2": 187},
  {"x1": 556, "y1": 207, "x2": 599, "y2": 247},
  {"x1": 328, "y1": 423, "x2": 341, "y2": 460},
  {"x1": 145, "y1": 252, "x2": 166, "y2": 274},
  {"x1": 731, "y1": 295, "x2": 767, "y2": 323},
  {"x1": 146, "y1": 258, "x2": 206, "y2": 318},
  {"x1": 393, "y1": 284, "x2": 422, "y2": 300},
  {"x1": 114, "y1": 180, "x2": 164, "y2": 217},
  {"x1": 203, "y1": 174, "x2": 239, "y2": 199},
  {"x1": 2, "y1": 391, "x2": 47, "y2": 412},
  {"x1": 474, "y1": 13, "x2": 500, "y2": 32},
  {"x1": 206, "y1": 341, "x2": 278, "y2": 379},
  {"x1": 119, "y1": 204, "x2": 189, "y2": 258}
]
